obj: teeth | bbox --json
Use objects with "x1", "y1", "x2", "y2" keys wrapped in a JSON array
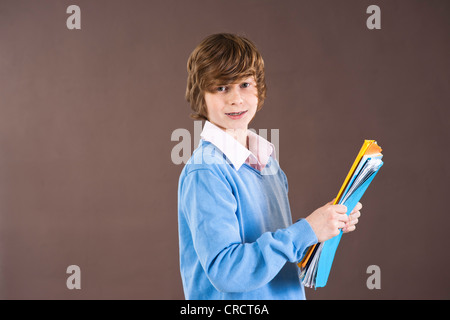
[{"x1": 227, "y1": 111, "x2": 245, "y2": 116}]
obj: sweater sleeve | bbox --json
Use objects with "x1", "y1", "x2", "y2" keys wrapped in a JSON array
[{"x1": 179, "y1": 168, "x2": 318, "y2": 293}]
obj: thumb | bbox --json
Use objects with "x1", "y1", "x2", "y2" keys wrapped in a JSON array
[
  {"x1": 327, "y1": 198, "x2": 336, "y2": 205},
  {"x1": 334, "y1": 204, "x2": 348, "y2": 214}
]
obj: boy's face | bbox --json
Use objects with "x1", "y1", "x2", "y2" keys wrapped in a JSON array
[{"x1": 204, "y1": 76, "x2": 258, "y2": 132}]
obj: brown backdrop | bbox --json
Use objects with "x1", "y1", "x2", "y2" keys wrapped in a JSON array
[{"x1": 0, "y1": 0, "x2": 449, "y2": 299}]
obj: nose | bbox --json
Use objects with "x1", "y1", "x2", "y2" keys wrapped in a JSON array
[{"x1": 228, "y1": 87, "x2": 243, "y2": 106}]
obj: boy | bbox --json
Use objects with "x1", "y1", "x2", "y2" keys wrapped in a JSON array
[{"x1": 178, "y1": 33, "x2": 362, "y2": 300}]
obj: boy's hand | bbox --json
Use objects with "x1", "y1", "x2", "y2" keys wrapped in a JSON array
[{"x1": 305, "y1": 200, "x2": 362, "y2": 242}]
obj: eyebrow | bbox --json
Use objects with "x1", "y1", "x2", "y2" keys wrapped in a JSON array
[{"x1": 226, "y1": 78, "x2": 256, "y2": 85}]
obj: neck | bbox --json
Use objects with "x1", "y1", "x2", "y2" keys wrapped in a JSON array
[{"x1": 225, "y1": 128, "x2": 248, "y2": 149}]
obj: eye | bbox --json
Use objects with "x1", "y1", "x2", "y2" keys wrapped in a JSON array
[
  {"x1": 241, "y1": 82, "x2": 250, "y2": 88},
  {"x1": 216, "y1": 86, "x2": 227, "y2": 92}
]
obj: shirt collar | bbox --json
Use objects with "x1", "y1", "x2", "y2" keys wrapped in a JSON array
[
  {"x1": 247, "y1": 129, "x2": 276, "y2": 169},
  {"x1": 200, "y1": 121, "x2": 275, "y2": 171}
]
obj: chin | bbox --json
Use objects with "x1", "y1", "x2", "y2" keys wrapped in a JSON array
[{"x1": 226, "y1": 121, "x2": 250, "y2": 130}]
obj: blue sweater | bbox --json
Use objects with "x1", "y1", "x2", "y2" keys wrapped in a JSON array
[{"x1": 177, "y1": 140, "x2": 318, "y2": 299}]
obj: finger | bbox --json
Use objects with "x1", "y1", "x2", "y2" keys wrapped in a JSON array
[
  {"x1": 343, "y1": 225, "x2": 356, "y2": 233},
  {"x1": 349, "y1": 211, "x2": 361, "y2": 219},
  {"x1": 337, "y1": 212, "x2": 349, "y2": 222},
  {"x1": 338, "y1": 221, "x2": 346, "y2": 229},
  {"x1": 351, "y1": 202, "x2": 362, "y2": 213},
  {"x1": 333, "y1": 204, "x2": 348, "y2": 214},
  {"x1": 347, "y1": 217, "x2": 359, "y2": 226}
]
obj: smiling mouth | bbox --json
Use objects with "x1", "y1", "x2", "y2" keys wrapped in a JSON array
[{"x1": 225, "y1": 111, "x2": 247, "y2": 116}]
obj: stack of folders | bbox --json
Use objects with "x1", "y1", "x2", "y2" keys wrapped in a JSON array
[{"x1": 299, "y1": 140, "x2": 384, "y2": 288}]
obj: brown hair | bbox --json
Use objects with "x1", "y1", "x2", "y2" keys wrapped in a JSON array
[{"x1": 185, "y1": 33, "x2": 267, "y2": 120}]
